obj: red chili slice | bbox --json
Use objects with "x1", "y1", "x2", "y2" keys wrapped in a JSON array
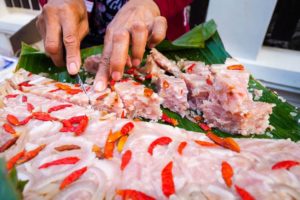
[
  {"x1": 66, "y1": 88, "x2": 82, "y2": 95},
  {"x1": 144, "y1": 88, "x2": 154, "y2": 97},
  {"x1": 68, "y1": 115, "x2": 87, "y2": 123},
  {"x1": 60, "y1": 166, "x2": 87, "y2": 190},
  {"x1": 22, "y1": 95, "x2": 28, "y2": 103},
  {"x1": 199, "y1": 123, "x2": 211, "y2": 132},
  {"x1": 161, "y1": 113, "x2": 178, "y2": 126},
  {"x1": 55, "y1": 145, "x2": 81, "y2": 152},
  {"x1": 3, "y1": 123, "x2": 16, "y2": 134},
  {"x1": 206, "y1": 78, "x2": 213, "y2": 85},
  {"x1": 104, "y1": 130, "x2": 115, "y2": 159},
  {"x1": 145, "y1": 74, "x2": 152, "y2": 80},
  {"x1": 227, "y1": 65, "x2": 244, "y2": 70},
  {"x1": 195, "y1": 140, "x2": 218, "y2": 147},
  {"x1": 121, "y1": 110, "x2": 126, "y2": 118},
  {"x1": 19, "y1": 116, "x2": 32, "y2": 125},
  {"x1": 7, "y1": 114, "x2": 20, "y2": 126},
  {"x1": 163, "y1": 80, "x2": 169, "y2": 89},
  {"x1": 17, "y1": 144, "x2": 46, "y2": 164},
  {"x1": 120, "y1": 78, "x2": 130, "y2": 83},
  {"x1": 96, "y1": 93, "x2": 109, "y2": 101},
  {"x1": 177, "y1": 141, "x2": 187, "y2": 155},
  {"x1": 234, "y1": 185, "x2": 255, "y2": 200},
  {"x1": 187, "y1": 63, "x2": 196, "y2": 73},
  {"x1": 5, "y1": 94, "x2": 19, "y2": 99},
  {"x1": 120, "y1": 150, "x2": 132, "y2": 171},
  {"x1": 161, "y1": 161, "x2": 175, "y2": 197},
  {"x1": 74, "y1": 116, "x2": 89, "y2": 136},
  {"x1": 6, "y1": 150, "x2": 25, "y2": 170},
  {"x1": 206, "y1": 132, "x2": 240, "y2": 153},
  {"x1": 110, "y1": 80, "x2": 116, "y2": 87},
  {"x1": 55, "y1": 83, "x2": 71, "y2": 90},
  {"x1": 271, "y1": 160, "x2": 299, "y2": 170},
  {"x1": 116, "y1": 189, "x2": 155, "y2": 200},
  {"x1": 148, "y1": 137, "x2": 172, "y2": 155},
  {"x1": 18, "y1": 81, "x2": 33, "y2": 87},
  {"x1": 39, "y1": 156, "x2": 80, "y2": 169},
  {"x1": 27, "y1": 103, "x2": 35, "y2": 112},
  {"x1": 49, "y1": 88, "x2": 60, "y2": 93},
  {"x1": 120, "y1": 122, "x2": 134, "y2": 135},
  {"x1": 126, "y1": 67, "x2": 137, "y2": 75},
  {"x1": 48, "y1": 104, "x2": 73, "y2": 113},
  {"x1": 32, "y1": 112, "x2": 56, "y2": 121},
  {"x1": 221, "y1": 161, "x2": 233, "y2": 188},
  {"x1": 0, "y1": 137, "x2": 19, "y2": 153}
]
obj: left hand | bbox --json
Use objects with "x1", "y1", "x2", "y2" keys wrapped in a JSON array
[{"x1": 93, "y1": 0, "x2": 167, "y2": 91}]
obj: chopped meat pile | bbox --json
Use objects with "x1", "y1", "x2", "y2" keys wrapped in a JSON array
[
  {"x1": 7, "y1": 48, "x2": 274, "y2": 136},
  {"x1": 148, "y1": 49, "x2": 274, "y2": 135}
]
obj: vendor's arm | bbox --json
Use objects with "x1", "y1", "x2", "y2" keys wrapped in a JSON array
[
  {"x1": 93, "y1": 0, "x2": 167, "y2": 91},
  {"x1": 36, "y1": 0, "x2": 89, "y2": 75}
]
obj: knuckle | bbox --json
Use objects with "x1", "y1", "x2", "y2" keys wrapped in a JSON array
[
  {"x1": 63, "y1": 34, "x2": 77, "y2": 46},
  {"x1": 66, "y1": 55, "x2": 77, "y2": 61},
  {"x1": 45, "y1": 41, "x2": 59, "y2": 54},
  {"x1": 151, "y1": 33, "x2": 164, "y2": 44},
  {"x1": 113, "y1": 30, "x2": 129, "y2": 42},
  {"x1": 110, "y1": 59, "x2": 122, "y2": 68},
  {"x1": 59, "y1": 3, "x2": 71, "y2": 12},
  {"x1": 158, "y1": 16, "x2": 167, "y2": 25},
  {"x1": 131, "y1": 21, "x2": 147, "y2": 31},
  {"x1": 105, "y1": 27, "x2": 114, "y2": 36},
  {"x1": 43, "y1": 4, "x2": 56, "y2": 16}
]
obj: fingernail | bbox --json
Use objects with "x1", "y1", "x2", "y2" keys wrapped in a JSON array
[
  {"x1": 68, "y1": 62, "x2": 78, "y2": 75},
  {"x1": 94, "y1": 81, "x2": 105, "y2": 91},
  {"x1": 112, "y1": 71, "x2": 122, "y2": 81},
  {"x1": 132, "y1": 59, "x2": 141, "y2": 67}
]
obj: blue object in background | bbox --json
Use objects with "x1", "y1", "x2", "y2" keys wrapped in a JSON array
[{"x1": 0, "y1": 57, "x2": 14, "y2": 71}]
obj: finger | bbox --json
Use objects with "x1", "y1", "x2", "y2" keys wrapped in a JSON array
[
  {"x1": 126, "y1": 55, "x2": 132, "y2": 68},
  {"x1": 130, "y1": 22, "x2": 148, "y2": 66},
  {"x1": 36, "y1": 15, "x2": 46, "y2": 40},
  {"x1": 61, "y1": 16, "x2": 81, "y2": 75},
  {"x1": 148, "y1": 16, "x2": 167, "y2": 48},
  {"x1": 78, "y1": 18, "x2": 89, "y2": 41},
  {"x1": 110, "y1": 30, "x2": 130, "y2": 81},
  {"x1": 44, "y1": 14, "x2": 64, "y2": 67},
  {"x1": 94, "y1": 30, "x2": 113, "y2": 91}
]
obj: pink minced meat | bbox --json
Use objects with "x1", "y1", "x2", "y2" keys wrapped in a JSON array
[
  {"x1": 8, "y1": 69, "x2": 124, "y2": 117},
  {"x1": 200, "y1": 59, "x2": 274, "y2": 135},
  {"x1": 179, "y1": 62, "x2": 213, "y2": 110},
  {"x1": 157, "y1": 74, "x2": 189, "y2": 117},
  {"x1": 149, "y1": 49, "x2": 274, "y2": 135},
  {"x1": 150, "y1": 48, "x2": 181, "y2": 76},
  {"x1": 114, "y1": 80, "x2": 163, "y2": 120}
]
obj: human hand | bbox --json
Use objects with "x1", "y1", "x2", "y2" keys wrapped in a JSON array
[
  {"x1": 93, "y1": 0, "x2": 167, "y2": 91},
  {"x1": 36, "y1": 0, "x2": 89, "y2": 75}
]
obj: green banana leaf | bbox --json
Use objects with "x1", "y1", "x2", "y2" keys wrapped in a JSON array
[
  {"x1": 16, "y1": 20, "x2": 300, "y2": 141},
  {"x1": 0, "y1": 159, "x2": 22, "y2": 200}
]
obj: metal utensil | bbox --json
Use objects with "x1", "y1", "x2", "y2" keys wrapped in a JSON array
[{"x1": 76, "y1": 73, "x2": 92, "y2": 105}]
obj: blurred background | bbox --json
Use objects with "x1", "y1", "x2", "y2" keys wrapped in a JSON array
[{"x1": 0, "y1": 0, "x2": 299, "y2": 106}]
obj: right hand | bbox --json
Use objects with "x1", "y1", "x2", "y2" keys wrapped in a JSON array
[{"x1": 36, "y1": 0, "x2": 89, "y2": 75}]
